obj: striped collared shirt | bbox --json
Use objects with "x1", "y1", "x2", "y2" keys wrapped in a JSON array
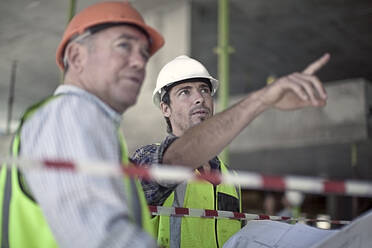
[{"x1": 20, "y1": 85, "x2": 156, "y2": 248}]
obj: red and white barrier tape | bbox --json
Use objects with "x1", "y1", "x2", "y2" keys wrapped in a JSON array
[
  {"x1": 2, "y1": 157, "x2": 372, "y2": 198},
  {"x1": 148, "y1": 205, "x2": 351, "y2": 225}
]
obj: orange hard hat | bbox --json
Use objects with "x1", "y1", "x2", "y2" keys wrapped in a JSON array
[{"x1": 56, "y1": 1, "x2": 164, "y2": 71}]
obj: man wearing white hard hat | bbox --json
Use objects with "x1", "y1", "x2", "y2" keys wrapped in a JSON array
[
  {"x1": 132, "y1": 53, "x2": 330, "y2": 248},
  {"x1": 133, "y1": 55, "x2": 242, "y2": 248}
]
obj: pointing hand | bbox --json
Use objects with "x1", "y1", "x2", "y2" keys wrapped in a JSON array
[{"x1": 260, "y1": 53, "x2": 330, "y2": 110}]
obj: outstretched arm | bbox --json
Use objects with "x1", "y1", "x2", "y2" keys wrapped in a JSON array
[{"x1": 163, "y1": 54, "x2": 330, "y2": 168}]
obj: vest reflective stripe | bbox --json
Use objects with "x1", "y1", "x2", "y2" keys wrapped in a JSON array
[
  {"x1": 156, "y1": 161, "x2": 242, "y2": 248},
  {"x1": 0, "y1": 95, "x2": 154, "y2": 247},
  {"x1": 0, "y1": 168, "x2": 11, "y2": 248},
  {"x1": 119, "y1": 130, "x2": 142, "y2": 226},
  {"x1": 118, "y1": 131, "x2": 155, "y2": 237},
  {"x1": 0, "y1": 95, "x2": 60, "y2": 247}
]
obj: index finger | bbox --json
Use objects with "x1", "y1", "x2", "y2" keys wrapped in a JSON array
[{"x1": 302, "y1": 53, "x2": 330, "y2": 75}]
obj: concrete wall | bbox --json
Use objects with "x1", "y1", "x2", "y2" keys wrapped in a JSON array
[
  {"x1": 228, "y1": 79, "x2": 372, "y2": 180},
  {"x1": 0, "y1": 134, "x2": 12, "y2": 157},
  {"x1": 187, "y1": 0, "x2": 372, "y2": 181},
  {"x1": 230, "y1": 78, "x2": 370, "y2": 152}
]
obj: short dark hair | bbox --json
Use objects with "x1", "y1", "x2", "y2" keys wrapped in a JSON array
[
  {"x1": 160, "y1": 78, "x2": 212, "y2": 134},
  {"x1": 161, "y1": 91, "x2": 173, "y2": 133}
]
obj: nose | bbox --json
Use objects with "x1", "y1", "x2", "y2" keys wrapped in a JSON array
[
  {"x1": 129, "y1": 51, "x2": 146, "y2": 70},
  {"x1": 193, "y1": 90, "x2": 205, "y2": 105}
]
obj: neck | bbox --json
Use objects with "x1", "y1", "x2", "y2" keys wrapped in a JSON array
[
  {"x1": 63, "y1": 79, "x2": 127, "y2": 115},
  {"x1": 64, "y1": 72, "x2": 86, "y2": 89},
  {"x1": 172, "y1": 128, "x2": 184, "y2": 137}
]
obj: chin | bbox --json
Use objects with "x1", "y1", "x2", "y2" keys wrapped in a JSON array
[
  {"x1": 126, "y1": 98, "x2": 137, "y2": 108},
  {"x1": 190, "y1": 120, "x2": 203, "y2": 127},
  {"x1": 116, "y1": 97, "x2": 137, "y2": 112},
  {"x1": 121, "y1": 91, "x2": 139, "y2": 104},
  {"x1": 197, "y1": 116, "x2": 209, "y2": 122}
]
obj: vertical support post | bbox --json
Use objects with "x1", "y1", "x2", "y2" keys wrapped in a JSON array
[
  {"x1": 68, "y1": 0, "x2": 77, "y2": 23},
  {"x1": 291, "y1": 206, "x2": 300, "y2": 224},
  {"x1": 351, "y1": 143, "x2": 358, "y2": 218},
  {"x1": 6, "y1": 60, "x2": 17, "y2": 134},
  {"x1": 217, "y1": 0, "x2": 230, "y2": 163}
]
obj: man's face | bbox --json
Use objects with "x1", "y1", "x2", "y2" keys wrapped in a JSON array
[
  {"x1": 161, "y1": 81, "x2": 214, "y2": 136},
  {"x1": 82, "y1": 25, "x2": 150, "y2": 113}
]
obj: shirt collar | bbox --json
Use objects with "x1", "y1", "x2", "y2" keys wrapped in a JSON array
[{"x1": 54, "y1": 85, "x2": 122, "y2": 126}]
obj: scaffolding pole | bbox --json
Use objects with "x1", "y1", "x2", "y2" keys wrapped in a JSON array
[
  {"x1": 68, "y1": 0, "x2": 77, "y2": 23},
  {"x1": 217, "y1": 0, "x2": 231, "y2": 163},
  {"x1": 6, "y1": 60, "x2": 17, "y2": 134}
]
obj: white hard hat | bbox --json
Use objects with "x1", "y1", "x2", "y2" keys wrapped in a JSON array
[{"x1": 152, "y1": 55, "x2": 219, "y2": 107}]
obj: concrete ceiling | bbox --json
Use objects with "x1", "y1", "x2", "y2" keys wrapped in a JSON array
[{"x1": 191, "y1": 0, "x2": 372, "y2": 94}]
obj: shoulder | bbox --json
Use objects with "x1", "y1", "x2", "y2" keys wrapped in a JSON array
[
  {"x1": 20, "y1": 94, "x2": 120, "y2": 161},
  {"x1": 131, "y1": 143, "x2": 160, "y2": 166},
  {"x1": 131, "y1": 135, "x2": 180, "y2": 165},
  {"x1": 215, "y1": 157, "x2": 233, "y2": 171},
  {"x1": 25, "y1": 93, "x2": 114, "y2": 131},
  {"x1": 50, "y1": 94, "x2": 109, "y2": 119}
]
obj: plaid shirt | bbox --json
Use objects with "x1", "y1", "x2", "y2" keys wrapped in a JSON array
[{"x1": 131, "y1": 135, "x2": 221, "y2": 206}]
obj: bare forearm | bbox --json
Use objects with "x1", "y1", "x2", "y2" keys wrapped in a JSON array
[
  {"x1": 163, "y1": 88, "x2": 269, "y2": 168},
  {"x1": 163, "y1": 54, "x2": 330, "y2": 169}
]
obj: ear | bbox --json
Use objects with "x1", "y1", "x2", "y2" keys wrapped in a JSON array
[
  {"x1": 160, "y1": 102, "x2": 171, "y2": 118},
  {"x1": 65, "y1": 42, "x2": 87, "y2": 73}
]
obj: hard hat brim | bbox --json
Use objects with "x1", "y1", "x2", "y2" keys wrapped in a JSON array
[
  {"x1": 56, "y1": 21, "x2": 164, "y2": 71},
  {"x1": 152, "y1": 76, "x2": 219, "y2": 108},
  {"x1": 55, "y1": 2, "x2": 164, "y2": 71}
]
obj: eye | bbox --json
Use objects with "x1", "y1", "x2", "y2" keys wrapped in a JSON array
[
  {"x1": 118, "y1": 42, "x2": 131, "y2": 50},
  {"x1": 201, "y1": 87, "x2": 211, "y2": 94},
  {"x1": 141, "y1": 49, "x2": 150, "y2": 62},
  {"x1": 179, "y1": 89, "x2": 190, "y2": 96}
]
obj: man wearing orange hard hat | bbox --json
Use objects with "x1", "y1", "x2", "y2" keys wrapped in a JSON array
[{"x1": 0, "y1": 1, "x2": 163, "y2": 247}]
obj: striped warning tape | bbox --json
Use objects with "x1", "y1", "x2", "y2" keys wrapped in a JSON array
[
  {"x1": 148, "y1": 205, "x2": 351, "y2": 225},
  {"x1": 2, "y1": 157, "x2": 372, "y2": 198}
]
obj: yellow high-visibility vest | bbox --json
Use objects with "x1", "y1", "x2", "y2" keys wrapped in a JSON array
[
  {"x1": 154, "y1": 160, "x2": 242, "y2": 248},
  {"x1": 0, "y1": 95, "x2": 154, "y2": 247}
]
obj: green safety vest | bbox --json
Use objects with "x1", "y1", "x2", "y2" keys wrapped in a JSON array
[
  {"x1": 154, "y1": 161, "x2": 241, "y2": 248},
  {"x1": 0, "y1": 95, "x2": 154, "y2": 247}
]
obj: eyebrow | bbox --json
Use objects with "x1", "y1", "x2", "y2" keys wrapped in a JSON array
[
  {"x1": 199, "y1": 83, "x2": 210, "y2": 88},
  {"x1": 175, "y1": 83, "x2": 210, "y2": 93},
  {"x1": 116, "y1": 34, "x2": 150, "y2": 50},
  {"x1": 117, "y1": 33, "x2": 139, "y2": 41},
  {"x1": 176, "y1": 85, "x2": 192, "y2": 94}
]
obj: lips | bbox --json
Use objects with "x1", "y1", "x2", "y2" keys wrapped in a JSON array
[
  {"x1": 191, "y1": 108, "x2": 210, "y2": 116},
  {"x1": 127, "y1": 76, "x2": 142, "y2": 84},
  {"x1": 126, "y1": 76, "x2": 143, "y2": 84}
]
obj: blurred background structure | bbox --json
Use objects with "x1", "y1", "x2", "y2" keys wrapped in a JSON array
[{"x1": 1, "y1": 0, "x2": 371, "y2": 227}]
